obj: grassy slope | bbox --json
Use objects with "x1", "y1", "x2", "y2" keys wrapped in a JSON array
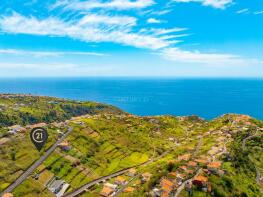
[
  {"x1": 117, "y1": 115, "x2": 263, "y2": 197},
  {"x1": 0, "y1": 94, "x2": 120, "y2": 195},
  {"x1": 0, "y1": 95, "x2": 262, "y2": 197}
]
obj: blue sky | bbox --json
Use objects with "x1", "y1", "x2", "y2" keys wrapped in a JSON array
[{"x1": 0, "y1": 0, "x2": 262, "y2": 77}]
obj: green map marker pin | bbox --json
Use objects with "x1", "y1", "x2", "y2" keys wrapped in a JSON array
[{"x1": 30, "y1": 127, "x2": 48, "y2": 151}]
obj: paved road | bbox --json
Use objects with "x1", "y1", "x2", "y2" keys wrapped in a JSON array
[
  {"x1": 113, "y1": 175, "x2": 139, "y2": 197},
  {"x1": 66, "y1": 146, "x2": 175, "y2": 197},
  {"x1": 65, "y1": 159, "x2": 157, "y2": 197},
  {"x1": 174, "y1": 138, "x2": 202, "y2": 197},
  {"x1": 0, "y1": 126, "x2": 73, "y2": 196},
  {"x1": 174, "y1": 169, "x2": 202, "y2": 197},
  {"x1": 63, "y1": 168, "x2": 133, "y2": 197}
]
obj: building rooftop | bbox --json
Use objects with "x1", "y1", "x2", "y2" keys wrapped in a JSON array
[
  {"x1": 207, "y1": 162, "x2": 222, "y2": 169},
  {"x1": 179, "y1": 165, "x2": 188, "y2": 171},
  {"x1": 59, "y1": 141, "x2": 70, "y2": 147},
  {"x1": 128, "y1": 168, "x2": 137, "y2": 174},
  {"x1": 195, "y1": 159, "x2": 208, "y2": 164},
  {"x1": 161, "y1": 192, "x2": 169, "y2": 197},
  {"x1": 100, "y1": 186, "x2": 114, "y2": 197},
  {"x1": 124, "y1": 187, "x2": 135, "y2": 193},
  {"x1": 115, "y1": 176, "x2": 126, "y2": 183},
  {"x1": 194, "y1": 175, "x2": 208, "y2": 182},
  {"x1": 187, "y1": 161, "x2": 197, "y2": 167},
  {"x1": 168, "y1": 172, "x2": 177, "y2": 178},
  {"x1": 2, "y1": 193, "x2": 14, "y2": 197},
  {"x1": 142, "y1": 172, "x2": 152, "y2": 178},
  {"x1": 178, "y1": 154, "x2": 191, "y2": 161}
]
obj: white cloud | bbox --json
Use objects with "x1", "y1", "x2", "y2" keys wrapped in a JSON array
[
  {"x1": 147, "y1": 18, "x2": 162, "y2": 24},
  {"x1": 236, "y1": 9, "x2": 249, "y2": 14},
  {"x1": 0, "y1": 12, "x2": 137, "y2": 35},
  {"x1": 0, "y1": 14, "x2": 68, "y2": 36},
  {"x1": 254, "y1": 10, "x2": 263, "y2": 15},
  {"x1": 161, "y1": 48, "x2": 263, "y2": 65},
  {"x1": 172, "y1": 0, "x2": 233, "y2": 9},
  {"x1": 78, "y1": 14, "x2": 137, "y2": 27},
  {"x1": 137, "y1": 27, "x2": 189, "y2": 44},
  {"x1": 150, "y1": 28, "x2": 188, "y2": 35},
  {"x1": 0, "y1": 13, "x2": 181, "y2": 50},
  {"x1": 160, "y1": 33, "x2": 190, "y2": 40},
  {"x1": 0, "y1": 49, "x2": 108, "y2": 57},
  {"x1": 52, "y1": 0, "x2": 155, "y2": 11},
  {"x1": 151, "y1": 9, "x2": 172, "y2": 16}
]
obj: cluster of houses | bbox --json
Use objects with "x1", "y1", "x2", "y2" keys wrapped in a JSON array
[
  {"x1": 0, "y1": 118, "x2": 75, "y2": 148},
  {"x1": 230, "y1": 114, "x2": 254, "y2": 126},
  {"x1": 5, "y1": 118, "x2": 77, "y2": 137},
  {"x1": 99, "y1": 168, "x2": 136, "y2": 197},
  {"x1": 113, "y1": 115, "x2": 255, "y2": 197},
  {"x1": 99, "y1": 168, "x2": 153, "y2": 197},
  {"x1": 7, "y1": 122, "x2": 48, "y2": 135},
  {"x1": 7, "y1": 125, "x2": 26, "y2": 135},
  {"x1": 100, "y1": 182, "x2": 119, "y2": 197},
  {"x1": 0, "y1": 95, "x2": 32, "y2": 111},
  {"x1": 0, "y1": 94, "x2": 32, "y2": 98},
  {"x1": 151, "y1": 153, "x2": 224, "y2": 197}
]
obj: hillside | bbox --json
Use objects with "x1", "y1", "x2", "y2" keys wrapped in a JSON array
[
  {"x1": 0, "y1": 94, "x2": 121, "y2": 128},
  {"x1": 0, "y1": 95, "x2": 262, "y2": 197}
]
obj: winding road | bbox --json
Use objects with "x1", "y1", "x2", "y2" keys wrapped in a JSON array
[
  {"x1": 0, "y1": 126, "x2": 73, "y2": 196},
  {"x1": 242, "y1": 132, "x2": 259, "y2": 150}
]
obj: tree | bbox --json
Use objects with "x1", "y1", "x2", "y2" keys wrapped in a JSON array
[{"x1": 10, "y1": 148, "x2": 16, "y2": 161}]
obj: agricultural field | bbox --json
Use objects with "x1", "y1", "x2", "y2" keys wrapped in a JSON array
[
  {"x1": 0, "y1": 95, "x2": 262, "y2": 197},
  {"x1": 0, "y1": 125, "x2": 60, "y2": 192}
]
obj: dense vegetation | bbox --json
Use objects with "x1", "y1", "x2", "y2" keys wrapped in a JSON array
[
  {"x1": 203, "y1": 117, "x2": 263, "y2": 197},
  {"x1": 0, "y1": 94, "x2": 121, "y2": 127}
]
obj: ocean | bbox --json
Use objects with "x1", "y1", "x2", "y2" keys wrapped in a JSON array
[{"x1": 0, "y1": 78, "x2": 263, "y2": 120}]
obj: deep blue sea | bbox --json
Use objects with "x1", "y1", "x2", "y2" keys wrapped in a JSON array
[{"x1": 0, "y1": 78, "x2": 263, "y2": 120}]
